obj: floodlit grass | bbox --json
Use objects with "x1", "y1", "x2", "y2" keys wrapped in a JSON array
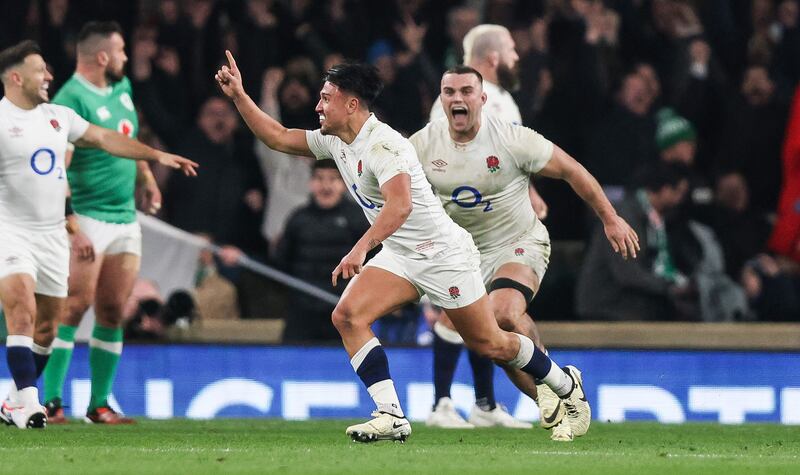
[{"x1": 0, "y1": 419, "x2": 797, "y2": 474}]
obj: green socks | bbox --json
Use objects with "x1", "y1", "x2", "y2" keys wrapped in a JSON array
[
  {"x1": 88, "y1": 325, "x2": 124, "y2": 411},
  {"x1": 43, "y1": 324, "x2": 77, "y2": 402}
]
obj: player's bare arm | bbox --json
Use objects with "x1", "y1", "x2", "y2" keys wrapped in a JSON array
[
  {"x1": 74, "y1": 124, "x2": 198, "y2": 176},
  {"x1": 135, "y1": 161, "x2": 162, "y2": 214},
  {"x1": 215, "y1": 50, "x2": 313, "y2": 157},
  {"x1": 538, "y1": 145, "x2": 639, "y2": 259},
  {"x1": 332, "y1": 173, "x2": 413, "y2": 286}
]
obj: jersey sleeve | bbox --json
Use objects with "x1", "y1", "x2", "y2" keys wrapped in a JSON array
[
  {"x1": 62, "y1": 106, "x2": 91, "y2": 142},
  {"x1": 305, "y1": 129, "x2": 336, "y2": 160},
  {"x1": 507, "y1": 124, "x2": 554, "y2": 174},
  {"x1": 368, "y1": 140, "x2": 412, "y2": 188},
  {"x1": 428, "y1": 95, "x2": 445, "y2": 122}
]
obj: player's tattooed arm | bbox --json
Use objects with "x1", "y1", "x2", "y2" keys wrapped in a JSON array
[{"x1": 332, "y1": 174, "x2": 412, "y2": 286}]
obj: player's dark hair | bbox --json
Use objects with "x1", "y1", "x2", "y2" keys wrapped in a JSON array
[
  {"x1": 77, "y1": 21, "x2": 123, "y2": 45},
  {"x1": 312, "y1": 159, "x2": 339, "y2": 172},
  {"x1": 443, "y1": 65, "x2": 483, "y2": 84},
  {"x1": 0, "y1": 40, "x2": 41, "y2": 76},
  {"x1": 637, "y1": 162, "x2": 689, "y2": 192},
  {"x1": 322, "y1": 63, "x2": 383, "y2": 108}
]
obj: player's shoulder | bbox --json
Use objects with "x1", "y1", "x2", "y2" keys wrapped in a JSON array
[
  {"x1": 116, "y1": 76, "x2": 133, "y2": 93},
  {"x1": 51, "y1": 77, "x2": 82, "y2": 104},
  {"x1": 368, "y1": 118, "x2": 414, "y2": 153},
  {"x1": 39, "y1": 102, "x2": 76, "y2": 118}
]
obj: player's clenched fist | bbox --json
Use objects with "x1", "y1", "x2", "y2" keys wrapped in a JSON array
[{"x1": 215, "y1": 50, "x2": 245, "y2": 100}]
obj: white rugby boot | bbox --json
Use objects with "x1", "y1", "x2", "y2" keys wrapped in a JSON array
[
  {"x1": 426, "y1": 397, "x2": 474, "y2": 429},
  {"x1": 468, "y1": 404, "x2": 532, "y2": 429},
  {"x1": 346, "y1": 410, "x2": 412, "y2": 443},
  {"x1": 549, "y1": 419, "x2": 574, "y2": 442},
  {"x1": 536, "y1": 382, "x2": 565, "y2": 429},
  {"x1": 7, "y1": 402, "x2": 47, "y2": 429},
  {"x1": 561, "y1": 365, "x2": 591, "y2": 437}
]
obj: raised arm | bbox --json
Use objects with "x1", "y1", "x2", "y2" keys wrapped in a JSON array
[
  {"x1": 331, "y1": 173, "x2": 413, "y2": 286},
  {"x1": 538, "y1": 145, "x2": 639, "y2": 259},
  {"x1": 74, "y1": 124, "x2": 198, "y2": 176},
  {"x1": 215, "y1": 50, "x2": 314, "y2": 158}
]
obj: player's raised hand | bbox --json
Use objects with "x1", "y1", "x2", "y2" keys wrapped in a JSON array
[
  {"x1": 156, "y1": 152, "x2": 199, "y2": 176},
  {"x1": 603, "y1": 214, "x2": 639, "y2": 260},
  {"x1": 215, "y1": 50, "x2": 245, "y2": 100},
  {"x1": 332, "y1": 245, "x2": 368, "y2": 287}
]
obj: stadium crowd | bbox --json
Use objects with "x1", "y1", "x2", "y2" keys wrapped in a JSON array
[{"x1": 2, "y1": 0, "x2": 800, "y2": 334}]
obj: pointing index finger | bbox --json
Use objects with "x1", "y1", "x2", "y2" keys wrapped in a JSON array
[{"x1": 226, "y1": 50, "x2": 237, "y2": 70}]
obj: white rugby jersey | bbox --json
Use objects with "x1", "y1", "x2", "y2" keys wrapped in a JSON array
[
  {"x1": 0, "y1": 97, "x2": 89, "y2": 231},
  {"x1": 430, "y1": 81, "x2": 522, "y2": 124},
  {"x1": 410, "y1": 113, "x2": 553, "y2": 252},
  {"x1": 306, "y1": 114, "x2": 469, "y2": 258}
]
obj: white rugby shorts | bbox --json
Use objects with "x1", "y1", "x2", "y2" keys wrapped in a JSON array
[
  {"x1": 479, "y1": 220, "x2": 551, "y2": 287},
  {"x1": 76, "y1": 214, "x2": 142, "y2": 256},
  {"x1": 365, "y1": 238, "x2": 486, "y2": 309},
  {"x1": 0, "y1": 226, "x2": 69, "y2": 297}
]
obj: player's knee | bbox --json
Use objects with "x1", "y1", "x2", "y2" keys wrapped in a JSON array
[{"x1": 331, "y1": 304, "x2": 360, "y2": 334}]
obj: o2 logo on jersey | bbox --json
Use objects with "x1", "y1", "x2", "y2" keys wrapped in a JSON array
[
  {"x1": 451, "y1": 185, "x2": 493, "y2": 212},
  {"x1": 351, "y1": 184, "x2": 377, "y2": 209},
  {"x1": 118, "y1": 119, "x2": 134, "y2": 137},
  {"x1": 30, "y1": 148, "x2": 64, "y2": 179}
]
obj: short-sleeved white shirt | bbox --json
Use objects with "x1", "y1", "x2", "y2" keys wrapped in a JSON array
[
  {"x1": 410, "y1": 113, "x2": 554, "y2": 253},
  {"x1": 305, "y1": 114, "x2": 469, "y2": 258},
  {"x1": 430, "y1": 81, "x2": 522, "y2": 124},
  {"x1": 0, "y1": 97, "x2": 90, "y2": 232}
]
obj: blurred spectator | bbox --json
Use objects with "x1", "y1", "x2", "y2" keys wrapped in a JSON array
[
  {"x1": 584, "y1": 70, "x2": 659, "y2": 200},
  {"x1": 442, "y1": 5, "x2": 480, "y2": 70},
  {"x1": 255, "y1": 63, "x2": 318, "y2": 250},
  {"x1": 741, "y1": 254, "x2": 800, "y2": 321},
  {"x1": 165, "y1": 96, "x2": 266, "y2": 257},
  {"x1": 122, "y1": 279, "x2": 197, "y2": 340},
  {"x1": 576, "y1": 163, "x2": 692, "y2": 321},
  {"x1": 707, "y1": 171, "x2": 772, "y2": 279},
  {"x1": 717, "y1": 65, "x2": 789, "y2": 213},
  {"x1": 274, "y1": 160, "x2": 369, "y2": 342}
]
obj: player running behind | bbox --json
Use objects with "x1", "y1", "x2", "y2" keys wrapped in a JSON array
[
  {"x1": 41, "y1": 21, "x2": 164, "y2": 424},
  {"x1": 412, "y1": 66, "x2": 640, "y2": 439},
  {"x1": 426, "y1": 23, "x2": 551, "y2": 430},
  {"x1": 215, "y1": 51, "x2": 637, "y2": 442},
  {"x1": 0, "y1": 40, "x2": 197, "y2": 429}
]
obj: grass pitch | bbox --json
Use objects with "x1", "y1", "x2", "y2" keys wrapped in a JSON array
[{"x1": 0, "y1": 420, "x2": 796, "y2": 475}]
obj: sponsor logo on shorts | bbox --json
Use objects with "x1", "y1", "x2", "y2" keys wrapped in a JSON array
[
  {"x1": 49, "y1": 119, "x2": 61, "y2": 131},
  {"x1": 448, "y1": 286, "x2": 461, "y2": 299},
  {"x1": 486, "y1": 155, "x2": 500, "y2": 173},
  {"x1": 4, "y1": 256, "x2": 19, "y2": 265},
  {"x1": 357, "y1": 160, "x2": 363, "y2": 177},
  {"x1": 515, "y1": 248, "x2": 525, "y2": 256},
  {"x1": 415, "y1": 240, "x2": 435, "y2": 253}
]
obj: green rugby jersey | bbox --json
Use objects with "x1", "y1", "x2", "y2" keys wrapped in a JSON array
[{"x1": 53, "y1": 73, "x2": 139, "y2": 224}]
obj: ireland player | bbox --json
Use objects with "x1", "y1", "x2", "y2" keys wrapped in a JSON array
[
  {"x1": 412, "y1": 66, "x2": 639, "y2": 439},
  {"x1": 42, "y1": 21, "x2": 160, "y2": 424},
  {"x1": 0, "y1": 40, "x2": 196, "y2": 429}
]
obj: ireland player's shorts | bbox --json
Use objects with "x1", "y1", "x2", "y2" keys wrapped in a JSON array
[
  {"x1": 76, "y1": 214, "x2": 141, "y2": 256},
  {"x1": 365, "y1": 238, "x2": 485, "y2": 309},
  {"x1": 479, "y1": 220, "x2": 551, "y2": 287},
  {"x1": 0, "y1": 227, "x2": 69, "y2": 297}
]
